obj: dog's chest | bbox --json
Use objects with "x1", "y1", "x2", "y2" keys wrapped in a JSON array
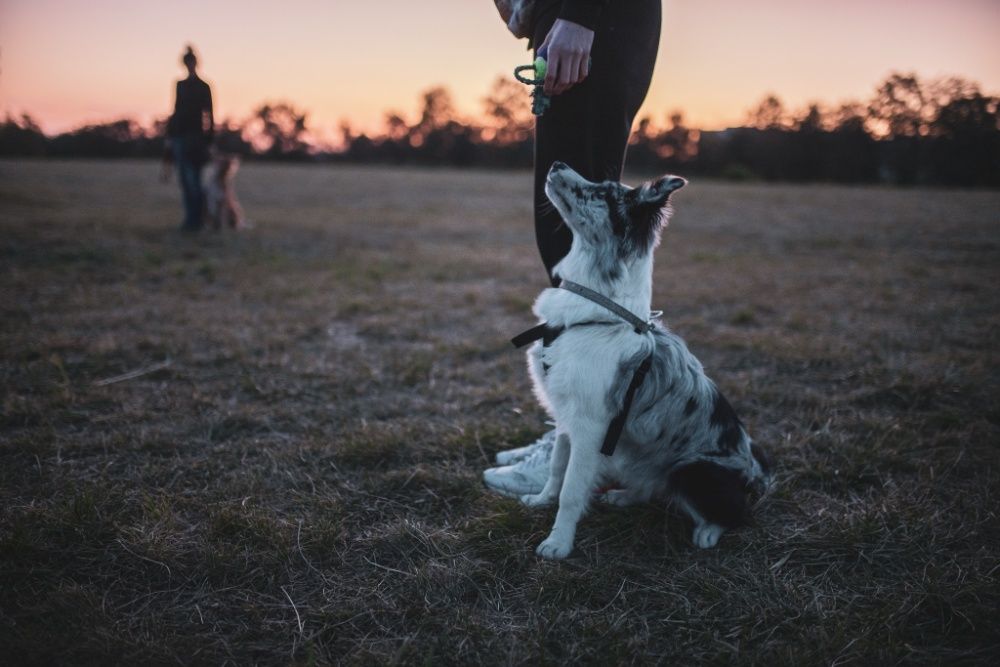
[{"x1": 529, "y1": 326, "x2": 631, "y2": 406}]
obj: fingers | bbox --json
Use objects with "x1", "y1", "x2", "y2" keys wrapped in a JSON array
[
  {"x1": 544, "y1": 51, "x2": 587, "y2": 96},
  {"x1": 543, "y1": 52, "x2": 559, "y2": 95},
  {"x1": 539, "y1": 20, "x2": 594, "y2": 96},
  {"x1": 556, "y1": 52, "x2": 580, "y2": 95}
]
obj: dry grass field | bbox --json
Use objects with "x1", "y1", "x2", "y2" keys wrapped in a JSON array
[{"x1": 1, "y1": 158, "x2": 999, "y2": 665}]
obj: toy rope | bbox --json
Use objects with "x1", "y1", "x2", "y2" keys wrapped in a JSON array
[{"x1": 514, "y1": 64, "x2": 544, "y2": 86}]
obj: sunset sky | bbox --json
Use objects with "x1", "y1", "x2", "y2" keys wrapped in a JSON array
[{"x1": 2, "y1": 0, "x2": 998, "y2": 139}]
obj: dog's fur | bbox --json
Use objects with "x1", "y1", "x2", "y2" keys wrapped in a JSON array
[
  {"x1": 205, "y1": 155, "x2": 245, "y2": 230},
  {"x1": 521, "y1": 162, "x2": 772, "y2": 559}
]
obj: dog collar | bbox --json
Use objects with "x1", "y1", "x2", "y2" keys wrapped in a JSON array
[
  {"x1": 558, "y1": 280, "x2": 656, "y2": 334},
  {"x1": 511, "y1": 281, "x2": 658, "y2": 349}
]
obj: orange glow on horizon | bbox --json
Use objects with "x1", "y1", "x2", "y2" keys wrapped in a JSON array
[{"x1": 2, "y1": 1, "x2": 999, "y2": 138}]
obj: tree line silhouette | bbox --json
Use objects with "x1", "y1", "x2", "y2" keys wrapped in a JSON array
[{"x1": 2, "y1": 72, "x2": 997, "y2": 186}]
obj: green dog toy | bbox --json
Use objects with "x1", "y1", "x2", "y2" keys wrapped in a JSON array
[
  {"x1": 514, "y1": 47, "x2": 592, "y2": 116},
  {"x1": 514, "y1": 47, "x2": 551, "y2": 116}
]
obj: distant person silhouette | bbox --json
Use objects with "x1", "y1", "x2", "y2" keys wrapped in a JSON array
[{"x1": 165, "y1": 45, "x2": 214, "y2": 232}]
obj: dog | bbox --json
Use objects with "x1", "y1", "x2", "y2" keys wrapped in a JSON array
[
  {"x1": 518, "y1": 162, "x2": 772, "y2": 559},
  {"x1": 205, "y1": 155, "x2": 246, "y2": 230}
]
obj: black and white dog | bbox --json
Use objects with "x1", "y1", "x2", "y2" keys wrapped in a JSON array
[{"x1": 519, "y1": 162, "x2": 771, "y2": 559}]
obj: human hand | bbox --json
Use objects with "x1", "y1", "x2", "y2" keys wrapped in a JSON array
[{"x1": 538, "y1": 19, "x2": 594, "y2": 96}]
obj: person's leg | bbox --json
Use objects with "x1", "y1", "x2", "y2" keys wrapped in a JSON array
[
  {"x1": 174, "y1": 140, "x2": 194, "y2": 229},
  {"x1": 190, "y1": 160, "x2": 205, "y2": 229},
  {"x1": 533, "y1": 0, "x2": 661, "y2": 283},
  {"x1": 176, "y1": 138, "x2": 204, "y2": 231},
  {"x1": 485, "y1": 1, "x2": 662, "y2": 495}
]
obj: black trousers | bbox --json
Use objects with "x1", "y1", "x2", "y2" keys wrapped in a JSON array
[{"x1": 532, "y1": 0, "x2": 662, "y2": 285}]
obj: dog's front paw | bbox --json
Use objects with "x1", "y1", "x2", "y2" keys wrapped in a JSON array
[
  {"x1": 693, "y1": 524, "x2": 725, "y2": 549},
  {"x1": 520, "y1": 492, "x2": 553, "y2": 508},
  {"x1": 536, "y1": 535, "x2": 573, "y2": 560}
]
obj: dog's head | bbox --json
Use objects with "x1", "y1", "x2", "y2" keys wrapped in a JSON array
[
  {"x1": 213, "y1": 155, "x2": 240, "y2": 179},
  {"x1": 545, "y1": 162, "x2": 686, "y2": 282}
]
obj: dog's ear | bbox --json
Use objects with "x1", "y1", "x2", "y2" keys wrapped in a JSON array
[
  {"x1": 628, "y1": 175, "x2": 686, "y2": 233},
  {"x1": 639, "y1": 175, "x2": 687, "y2": 206}
]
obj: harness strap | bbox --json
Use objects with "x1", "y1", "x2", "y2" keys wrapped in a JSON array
[
  {"x1": 510, "y1": 282, "x2": 658, "y2": 457},
  {"x1": 511, "y1": 321, "x2": 610, "y2": 349},
  {"x1": 600, "y1": 353, "x2": 653, "y2": 456},
  {"x1": 511, "y1": 323, "x2": 548, "y2": 349}
]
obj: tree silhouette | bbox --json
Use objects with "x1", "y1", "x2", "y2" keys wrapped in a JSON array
[
  {"x1": 793, "y1": 104, "x2": 825, "y2": 132},
  {"x1": 409, "y1": 87, "x2": 456, "y2": 147},
  {"x1": 928, "y1": 92, "x2": 1000, "y2": 185},
  {"x1": 868, "y1": 73, "x2": 929, "y2": 138},
  {"x1": 926, "y1": 76, "x2": 982, "y2": 129},
  {"x1": 384, "y1": 113, "x2": 409, "y2": 142},
  {"x1": 0, "y1": 114, "x2": 47, "y2": 156},
  {"x1": 5, "y1": 73, "x2": 997, "y2": 185},
  {"x1": 481, "y1": 76, "x2": 532, "y2": 145},
  {"x1": 825, "y1": 102, "x2": 878, "y2": 183},
  {"x1": 829, "y1": 102, "x2": 867, "y2": 132},
  {"x1": 246, "y1": 102, "x2": 310, "y2": 158},
  {"x1": 47, "y1": 118, "x2": 156, "y2": 158},
  {"x1": 747, "y1": 95, "x2": 789, "y2": 130}
]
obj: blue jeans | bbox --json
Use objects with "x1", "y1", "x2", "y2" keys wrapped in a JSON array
[{"x1": 173, "y1": 136, "x2": 206, "y2": 230}]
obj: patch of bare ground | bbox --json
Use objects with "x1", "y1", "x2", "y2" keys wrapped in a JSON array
[{"x1": 1, "y1": 159, "x2": 998, "y2": 664}]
